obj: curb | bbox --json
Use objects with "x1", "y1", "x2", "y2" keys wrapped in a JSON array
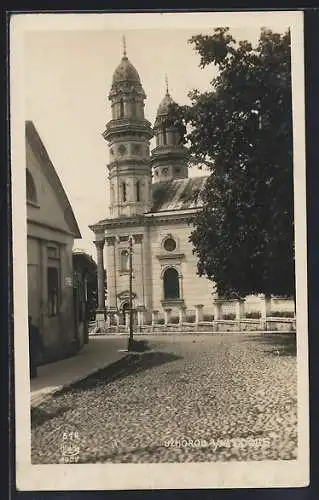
[{"x1": 89, "y1": 330, "x2": 296, "y2": 337}]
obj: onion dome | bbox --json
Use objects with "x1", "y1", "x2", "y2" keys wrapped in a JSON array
[
  {"x1": 111, "y1": 36, "x2": 141, "y2": 85},
  {"x1": 112, "y1": 56, "x2": 141, "y2": 85},
  {"x1": 156, "y1": 92, "x2": 175, "y2": 116},
  {"x1": 156, "y1": 75, "x2": 176, "y2": 117}
]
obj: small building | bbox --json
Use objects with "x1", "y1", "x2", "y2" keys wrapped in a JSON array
[
  {"x1": 26, "y1": 120, "x2": 85, "y2": 362},
  {"x1": 72, "y1": 250, "x2": 98, "y2": 334}
]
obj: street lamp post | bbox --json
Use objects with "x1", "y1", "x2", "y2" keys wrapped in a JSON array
[{"x1": 128, "y1": 235, "x2": 134, "y2": 351}]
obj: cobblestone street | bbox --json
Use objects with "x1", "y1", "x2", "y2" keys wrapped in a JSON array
[{"x1": 31, "y1": 333, "x2": 297, "y2": 464}]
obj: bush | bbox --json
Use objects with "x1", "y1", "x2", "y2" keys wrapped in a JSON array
[
  {"x1": 223, "y1": 313, "x2": 236, "y2": 320},
  {"x1": 245, "y1": 312, "x2": 261, "y2": 319},
  {"x1": 269, "y1": 310, "x2": 295, "y2": 318},
  {"x1": 158, "y1": 318, "x2": 165, "y2": 325},
  {"x1": 170, "y1": 316, "x2": 179, "y2": 324},
  {"x1": 203, "y1": 314, "x2": 214, "y2": 322},
  {"x1": 186, "y1": 315, "x2": 196, "y2": 323}
]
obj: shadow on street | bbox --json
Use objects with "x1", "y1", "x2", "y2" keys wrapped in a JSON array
[
  {"x1": 57, "y1": 350, "x2": 183, "y2": 394},
  {"x1": 31, "y1": 404, "x2": 72, "y2": 429},
  {"x1": 241, "y1": 333, "x2": 297, "y2": 356},
  {"x1": 31, "y1": 350, "x2": 183, "y2": 428}
]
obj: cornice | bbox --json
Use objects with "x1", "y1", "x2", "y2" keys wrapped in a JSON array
[
  {"x1": 107, "y1": 158, "x2": 151, "y2": 170},
  {"x1": 103, "y1": 119, "x2": 153, "y2": 141},
  {"x1": 151, "y1": 145, "x2": 188, "y2": 159},
  {"x1": 90, "y1": 210, "x2": 197, "y2": 233},
  {"x1": 147, "y1": 213, "x2": 196, "y2": 226}
]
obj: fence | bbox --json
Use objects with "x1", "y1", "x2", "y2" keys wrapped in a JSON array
[{"x1": 89, "y1": 295, "x2": 296, "y2": 335}]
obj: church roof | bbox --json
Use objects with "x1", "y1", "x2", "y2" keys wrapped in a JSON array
[
  {"x1": 90, "y1": 176, "x2": 208, "y2": 231},
  {"x1": 112, "y1": 55, "x2": 141, "y2": 85},
  {"x1": 150, "y1": 176, "x2": 207, "y2": 212}
]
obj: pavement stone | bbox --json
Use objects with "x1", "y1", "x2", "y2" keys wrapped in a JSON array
[
  {"x1": 30, "y1": 336, "x2": 127, "y2": 407},
  {"x1": 31, "y1": 332, "x2": 297, "y2": 463}
]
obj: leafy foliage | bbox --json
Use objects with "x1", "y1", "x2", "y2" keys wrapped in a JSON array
[{"x1": 168, "y1": 28, "x2": 294, "y2": 298}]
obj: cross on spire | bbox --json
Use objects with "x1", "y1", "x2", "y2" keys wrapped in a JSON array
[
  {"x1": 165, "y1": 74, "x2": 169, "y2": 95},
  {"x1": 122, "y1": 35, "x2": 127, "y2": 57}
]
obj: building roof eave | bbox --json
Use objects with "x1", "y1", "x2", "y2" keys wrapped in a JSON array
[{"x1": 26, "y1": 121, "x2": 82, "y2": 239}]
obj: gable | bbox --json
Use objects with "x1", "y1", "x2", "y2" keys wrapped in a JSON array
[{"x1": 26, "y1": 121, "x2": 81, "y2": 238}]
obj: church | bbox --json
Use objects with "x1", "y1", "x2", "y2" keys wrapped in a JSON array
[{"x1": 89, "y1": 43, "x2": 217, "y2": 326}]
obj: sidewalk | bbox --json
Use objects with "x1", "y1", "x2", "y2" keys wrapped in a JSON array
[{"x1": 30, "y1": 336, "x2": 127, "y2": 408}]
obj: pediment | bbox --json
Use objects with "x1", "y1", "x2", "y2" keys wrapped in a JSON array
[{"x1": 117, "y1": 290, "x2": 137, "y2": 300}]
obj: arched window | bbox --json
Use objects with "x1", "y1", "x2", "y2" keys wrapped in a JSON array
[
  {"x1": 121, "y1": 250, "x2": 129, "y2": 271},
  {"x1": 119, "y1": 98, "x2": 124, "y2": 118},
  {"x1": 131, "y1": 100, "x2": 136, "y2": 118},
  {"x1": 122, "y1": 182, "x2": 127, "y2": 202},
  {"x1": 163, "y1": 127, "x2": 167, "y2": 145},
  {"x1": 163, "y1": 267, "x2": 180, "y2": 300},
  {"x1": 110, "y1": 185, "x2": 115, "y2": 204},
  {"x1": 26, "y1": 168, "x2": 37, "y2": 203},
  {"x1": 136, "y1": 181, "x2": 140, "y2": 202}
]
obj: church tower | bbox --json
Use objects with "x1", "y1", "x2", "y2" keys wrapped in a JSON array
[
  {"x1": 103, "y1": 38, "x2": 153, "y2": 218},
  {"x1": 151, "y1": 78, "x2": 189, "y2": 183}
]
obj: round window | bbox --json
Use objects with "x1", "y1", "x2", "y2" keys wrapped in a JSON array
[
  {"x1": 118, "y1": 144, "x2": 127, "y2": 155},
  {"x1": 164, "y1": 237, "x2": 176, "y2": 252}
]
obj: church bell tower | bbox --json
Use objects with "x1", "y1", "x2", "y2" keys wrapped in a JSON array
[
  {"x1": 151, "y1": 77, "x2": 189, "y2": 183},
  {"x1": 103, "y1": 37, "x2": 153, "y2": 218}
]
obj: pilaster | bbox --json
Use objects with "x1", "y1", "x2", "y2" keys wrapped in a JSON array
[{"x1": 105, "y1": 236, "x2": 117, "y2": 309}]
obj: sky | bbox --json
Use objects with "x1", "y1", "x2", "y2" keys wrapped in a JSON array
[{"x1": 23, "y1": 14, "x2": 290, "y2": 261}]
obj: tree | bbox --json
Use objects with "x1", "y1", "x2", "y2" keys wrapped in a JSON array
[{"x1": 169, "y1": 28, "x2": 294, "y2": 298}]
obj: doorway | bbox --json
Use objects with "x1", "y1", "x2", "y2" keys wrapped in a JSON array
[{"x1": 122, "y1": 301, "x2": 130, "y2": 325}]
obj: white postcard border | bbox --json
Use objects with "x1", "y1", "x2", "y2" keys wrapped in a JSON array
[{"x1": 10, "y1": 10, "x2": 309, "y2": 491}]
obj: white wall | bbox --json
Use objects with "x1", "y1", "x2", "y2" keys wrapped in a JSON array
[{"x1": 149, "y1": 221, "x2": 216, "y2": 315}]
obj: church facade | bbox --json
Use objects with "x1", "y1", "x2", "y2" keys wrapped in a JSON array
[{"x1": 90, "y1": 46, "x2": 215, "y2": 325}]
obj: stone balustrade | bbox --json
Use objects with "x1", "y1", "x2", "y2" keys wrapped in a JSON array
[{"x1": 96, "y1": 296, "x2": 295, "y2": 336}]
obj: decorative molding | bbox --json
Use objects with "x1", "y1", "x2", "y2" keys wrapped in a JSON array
[
  {"x1": 103, "y1": 120, "x2": 153, "y2": 142},
  {"x1": 136, "y1": 305, "x2": 146, "y2": 312},
  {"x1": 161, "y1": 299, "x2": 185, "y2": 308},
  {"x1": 119, "y1": 270, "x2": 130, "y2": 276},
  {"x1": 119, "y1": 235, "x2": 129, "y2": 242},
  {"x1": 133, "y1": 233, "x2": 143, "y2": 244},
  {"x1": 118, "y1": 144, "x2": 127, "y2": 155},
  {"x1": 94, "y1": 239, "x2": 105, "y2": 250},
  {"x1": 107, "y1": 158, "x2": 151, "y2": 170},
  {"x1": 160, "y1": 264, "x2": 182, "y2": 279},
  {"x1": 163, "y1": 234, "x2": 177, "y2": 252},
  {"x1": 214, "y1": 298, "x2": 243, "y2": 304},
  {"x1": 89, "y1": 210, "x2": 198, "y2": 232},
  {"x1": 156, "y1": 253, "x2": 185, "y2": 261},
  {"x1": 105, "y1": 236, "x2": 116, "y2": 246},
  {"x1": 117, "y1": 290, "x2": 137, "y2": 300}
]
